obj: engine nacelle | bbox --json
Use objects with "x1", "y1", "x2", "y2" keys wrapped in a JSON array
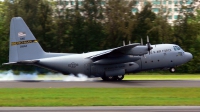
[
  {"x1": 122, "y1": 46, "x2": 148, "y2": 55},
  {"x1": 124, "y1": 62, "x2": 139, "y2": 73},
  {"x1": 93, "y1": 55, "x2": 140, "y2": 65}
]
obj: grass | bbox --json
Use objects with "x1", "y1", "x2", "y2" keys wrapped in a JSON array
[
  {"x1": 1, "y1": 70, "x2": 200, "y2": 80},
  {"x1": 0, "y1": 88, "x2": 200, "y2": 106},
  {"x1": 122, "y1": 72, "x2": 200, "y2": 80},
  {"x1": 24, "y1": 74, "x2": 200, "y2": 80},
  {"x1": 124, "y1": 75, "x2": 200, "y2": 80}
]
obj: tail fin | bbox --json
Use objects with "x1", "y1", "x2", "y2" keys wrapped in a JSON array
[{"x1": 9, "y1": 17, "x2": 45, "y2": 62}]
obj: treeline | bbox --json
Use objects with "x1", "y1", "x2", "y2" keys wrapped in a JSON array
[{"x1": 0, "y1": 0, "x2": 200, "y2": 73}]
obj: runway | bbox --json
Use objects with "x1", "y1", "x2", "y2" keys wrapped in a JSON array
[
  {"x1": 0, "y1": 80, "x2": 200, "y2": 112},
  {"x1": 0, "y1": 80, "x2": 200, "y2": 88},
  {"x1": 0, "y1": 106, "x2": 200, "y2": 112}
]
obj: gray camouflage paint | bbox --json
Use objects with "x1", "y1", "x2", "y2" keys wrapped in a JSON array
[{"x1": 3, "y1": 17, "x2": 193, "y2": 78}]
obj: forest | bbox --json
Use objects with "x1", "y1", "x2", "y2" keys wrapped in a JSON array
[{"x1": 0, "y1": 0, "x2": 200, "y2": 73}]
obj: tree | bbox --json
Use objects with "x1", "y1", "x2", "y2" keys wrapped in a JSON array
[
  {"x1": 173, "y1": 9, "x2": 200, "y2": 73},
  {"x1": 62, "y1": 0, "x2": 105, "y2": 53},
  {"x1": 0, "y1": 1, "x2": 9, "y2": 68},
  {"x1": 103, "y1": 0, "x2": 137, "y2": 48},
  {"x1": 4, "y1": 0, "x2": 55, "y2": 51},
  {"x1": 147, "y1": 5, "x2": 174, "y2": 44},
  {"x1": 132, "y1": 2, "x2": 156, "y2": 43},
  {"x1": 2, "y1": 0, "x2": 55, "y2": 71},
  {"x1": 81, "y1": 0, "x2": 105, "y2": 51}
]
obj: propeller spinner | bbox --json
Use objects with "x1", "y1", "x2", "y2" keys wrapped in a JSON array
[
  {"x1": 141, "y1": 36, "x2": 153, "y2": 54},
  {"x1": 141, "y1": 38, "x2": 143, "y2": 45}
]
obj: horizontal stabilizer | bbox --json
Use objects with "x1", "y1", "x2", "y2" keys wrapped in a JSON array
[{"x1": 2, "y1": 60, "x2": 39, "y2": 65}]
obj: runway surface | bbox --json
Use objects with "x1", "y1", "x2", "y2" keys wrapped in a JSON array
[
  {"x1": 0, "y1": 80, "x2": 200, "y2": 112},
  {"x1": 0, "y1": 80, "x2": 200, "y2": 88},
  {"x1": 0, "y1": 106, "x2": 200, "y2": 112}
]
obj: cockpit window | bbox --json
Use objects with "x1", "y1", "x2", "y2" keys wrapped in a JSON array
[
  {"x1": 176, "y1": 46, "x2": 181, "y2": 50},
  {"x1": 173, "y1": 46, "x2": 182, "y2": 51}
]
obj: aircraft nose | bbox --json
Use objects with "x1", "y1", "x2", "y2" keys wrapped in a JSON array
[{"x1": 184, "y1": 52, "x2": 193, "y2": 62}]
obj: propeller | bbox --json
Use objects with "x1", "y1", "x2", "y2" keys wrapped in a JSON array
[
  {"x1": 146, "y1": 36, "x2": 153, "y2": 54},
  {"x1": 141, "y1": 38, "x2": 143, "y2": 45},
  {"x1": 123, "y1": 40, "x2": 131, "y2": 45},
  {"x1": 123, "y1": 41, "x2": 125, "y2": 46}
]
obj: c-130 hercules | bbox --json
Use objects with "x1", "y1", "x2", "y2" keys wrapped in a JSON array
[{"x1": 3, "y1": 17, "x2": 193, "y2": 81}]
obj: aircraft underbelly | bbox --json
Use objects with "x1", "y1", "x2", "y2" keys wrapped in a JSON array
[{"x1": 37, "y1": 56, "x2": 92, "y2": 75}]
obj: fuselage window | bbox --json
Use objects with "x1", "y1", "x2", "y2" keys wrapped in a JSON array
[{"x1": 157, "y1": 50, "x2": 161, "y2": 53}]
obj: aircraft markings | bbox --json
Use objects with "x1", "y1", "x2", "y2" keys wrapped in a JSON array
[{"x1": 11, "y1": 40, "x2": 38, "y2": 46}]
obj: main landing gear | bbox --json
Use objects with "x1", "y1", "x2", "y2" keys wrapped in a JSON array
[
  {"x1": 101, "y1": 75, "x2": 124, "y2": 81},
  {"x1": 169, "y1": 67, "x2": 176, "y2": 73}
]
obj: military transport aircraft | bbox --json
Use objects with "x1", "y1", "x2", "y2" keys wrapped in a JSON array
[{"x1": 3, "y1": 17, "x2": 193, "y2": 81}]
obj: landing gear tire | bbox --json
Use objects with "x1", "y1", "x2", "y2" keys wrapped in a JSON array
[
  {"x1": 169, "y1": 67, "x2": 175, "y2": 73},
  {"x1": 101, "y1": 75, "x2": 124, "y2": 81},
  {"x1": 101, "y1": 76, "x2": 115, "y2": 81},
  {"x1": 114, "y1": 75, "x2": 124, "y2": 81},
  {"x1": 101, "y1": 76, "x2": 108, "y2": 81}
]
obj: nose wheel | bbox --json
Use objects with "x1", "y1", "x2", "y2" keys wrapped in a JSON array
[
  {"x1": 101, "y1": 75, "x2": 124, "y2": 81},
  {"x1": 169, "y1": 67, "x2": 175, "y2": 73}
]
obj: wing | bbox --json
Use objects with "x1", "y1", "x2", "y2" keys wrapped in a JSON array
[
  {"x1": 86, "y1": 43, "x2": 145, "y2": 64},
  {"x1": 86, "y1": 43, "x2": 140, "y2": 59}
]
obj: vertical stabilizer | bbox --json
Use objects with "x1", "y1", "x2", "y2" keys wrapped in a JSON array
[{"x1": 9, "y1": 17, "x2": 45, "y2": 62}]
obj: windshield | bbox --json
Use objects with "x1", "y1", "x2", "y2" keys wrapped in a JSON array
[{"x1": 173, "y1": 46, "x2": 182, "y2": 51}]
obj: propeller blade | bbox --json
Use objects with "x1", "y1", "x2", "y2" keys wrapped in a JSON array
[
  {"x1": 123, "y1": 41, "x2": 125, "y2": 46},
  {"x1": 146, "y1": 36, "x2": 153, "y2": 54},
  {"x1": 141, "y1": 38, "x2": 143, "y2": 45},
  {"x1": 147, "y1": 36, "x2": 149, "y2": 43}
]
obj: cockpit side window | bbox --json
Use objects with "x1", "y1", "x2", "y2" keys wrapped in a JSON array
[
  {"x1": 176, "y1": 46, "x2": 181, "y2": 50},
  {"x1": 173, "y1": 46, "x2": 176, "y2": 51}
]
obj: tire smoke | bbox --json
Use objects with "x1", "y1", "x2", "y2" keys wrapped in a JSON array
[{"x1": 0, "y1": 70, "x2": 93, "y2": 81}]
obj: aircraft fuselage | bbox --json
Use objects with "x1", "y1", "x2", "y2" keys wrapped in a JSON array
[
  {"x1": 35, "y1": 44, "x2": 192, "y2": 77},
  {"x1": 4, "y1": 17, "x2": 193, "y2": 81}
]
